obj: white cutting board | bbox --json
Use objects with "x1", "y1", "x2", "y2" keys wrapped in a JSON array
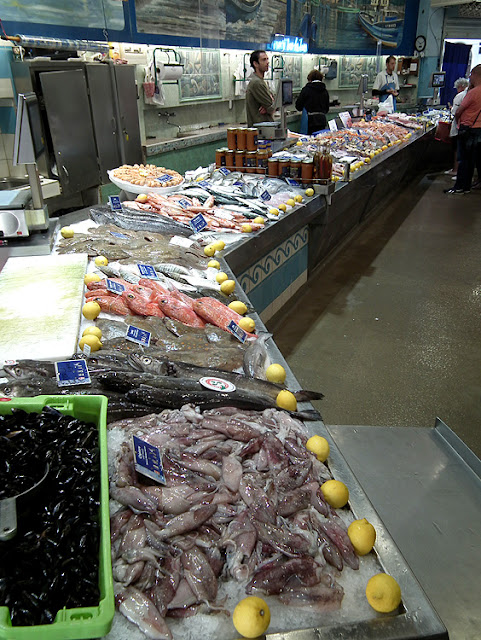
[{"x1": 0, "y1": 253, "x2": 88, "y2": 364}]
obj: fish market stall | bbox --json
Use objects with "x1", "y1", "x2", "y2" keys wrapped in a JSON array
[{"x1": 0, "y1": 113, "x2": 470, "y2": 640}]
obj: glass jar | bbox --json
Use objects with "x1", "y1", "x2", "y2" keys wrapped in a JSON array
[
  {"x1": 256, "y1": 149, "x2": 268, "y2": 174},
  {"x1": 290, "y1": 158, "x2": 301, "y2": 180},
  {"x1": 234, "y1": 150, "x2": 246, "y2": 171},
  {"x1": 246, "y1": 128, "x2": 259, "y2": 151},
  {"x1": 267, "y1": 157, "x2": 279, "y2": 177},
  {"x1": 278, "y1": 158, "x2": 290, "y2": 179},
  {"x1": 225, "y1": 149, "x2": 235, "y2": 171},
  {"x1": 227, "y1": 128, "x2": 237, "y2": 151},
  {"x1": 246, "y1": 151, "x2": 257, "y2": 173},
  {"x1": 301, "y1": 158, "x2": 314, "y2": 186},
  {"x1": 215, "y1": 148, "x2": 227, "y2": 169},
  {"x1": 313, "y1": 141, "x2": 333, "y2": 184},
  {"x1": 236, "y1": 128, "x2": 247, "y2": 151}
]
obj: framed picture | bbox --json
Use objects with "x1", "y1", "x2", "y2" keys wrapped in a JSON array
[
  {"x1": 283, "y1": 55, "x2": 303, "y2": 89},
  {"x1": 179, "y1": 49, "x2": 221, "y2": 101},
  {"x1": 339, "y1": 56, "x2": 377, "y2": 88}
]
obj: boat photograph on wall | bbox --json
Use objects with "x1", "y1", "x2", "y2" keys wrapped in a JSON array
[{"x1": 358, "y1": 0, "x2": 404, "y2": 47}]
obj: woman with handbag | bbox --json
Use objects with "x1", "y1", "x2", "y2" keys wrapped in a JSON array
[{"x1": 445, "y1": 65, "x2": 481, "y2": 194}]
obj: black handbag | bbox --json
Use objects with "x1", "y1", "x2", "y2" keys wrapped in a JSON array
[{"x1": 457, "y1": 107, "x2": 481, "y2": 138}]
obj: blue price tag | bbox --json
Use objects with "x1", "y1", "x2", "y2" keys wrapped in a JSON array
[
  {"x1": 286, "y1": 178, "x2": 300, "y2": 187},
  {"x1": 189, "y1": 213, "x2": 208, "y2": 233},
  {"x1": 260, "y1": 190, "x2": 271, "y2": 201},
  {"x1": 157, "y1": 174, "x2": 173, "y2": 184},
  {"x1": 126, "y1": 325, "x2": 151, "y2": 347},
  {"x1": 178, "y1": 198, "x2": 192, "y2": 209},
  {"x1": 137, "y1": 263, "x2": 158, "y2": 279},
  {"x1": 108, "y1": 195, "x2": 123, "y2": 211},
  {"x1": 218, "y1": 167, "x2": 230, "y2": 176},
  {"x1": 106, "y1": 279, "x2": 126, "y2": 295},
  {"x1": 132, "y1": 435, "x2": 166, "y2": 484},
  {"x1": 233, "y1": 180, "x2": 244, "y2": 187},
  {"x1": 110, "y1": 231, "x2": 129, "y2": 239},
  {"x1": 55, "y1": 360, "x2": 91, "y2": 387},
  {"x1": 227, "y1": 319, "x2": 247, "y2": 343},
  {"x1": 197, "y1": 180, "x2": 210, "y2": 188}
]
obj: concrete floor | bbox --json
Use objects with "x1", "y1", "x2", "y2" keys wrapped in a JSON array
[{"x1": 271, "y1": 172, "x2": 481, "y2": 459}]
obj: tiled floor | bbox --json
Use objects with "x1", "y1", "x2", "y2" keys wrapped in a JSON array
[{"x1": 271, "y1": 172, "x2": 481, "y2": 458}]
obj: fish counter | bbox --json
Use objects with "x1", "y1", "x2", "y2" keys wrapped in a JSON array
[{"x1": 0, "y1": 115, "x2": 450, "y2": 640}]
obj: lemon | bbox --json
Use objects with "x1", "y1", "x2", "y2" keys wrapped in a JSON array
[
  {"x1": 60, "y1": 226, "x2": 74, "y2": 239},
  {"x1": 204, "y1": 245, "x2": 216, "y2": 257},
  {"x1": 306, "y1": 435, "x2": 330, "y2": 462},
  {"x1": 269, "y1": 207, "x2": 279, "y2": 215},
  {"x1": 366, "y1": 574, "x2": 402, "y2": 613},
  {"x1": 136, "y1": 193, "x2": 149, "y2": 203},
  {"x1": 212, "y1": 240, "x2": 226, "y2": 251},
  {"x1": 286, "y1": 198, "x2": 296, "y2": 207},
  {"x1": 220, "y1": 279, "x2": 236, "y2": 295},
  {"x1": 216, "y1": 272, "x2": 228, "y2": 284},
  {"x1": 78, "y1": 334, "x2": 102, "y2": 352},
  {"x1": 82, "y1": 326, "x2": 102, "y2": 339},
  {"x1": 294, "y1": 194, "x2": 303, "y2": 203},
  {"x1": 233, "y1": 596, "x2": 270, "y2": 639},
  {"x1": 208, "y1": 259, "x2": 220, "y2": 269},
  {"x1": 320, "y1": 479, "x2": 349, "y2": 508},
  {"x1": 95, "y1": 256, "x2": 108, "y2": 267},
  {"x1": 84, "y1": 273, "x2": 102, "y2": 285},
  {"x1": 265, "y1": 363, "x2": 286, "y2": 384},
  {"x1": 278, "y1": 203, "x2": 287, "y2": 212},
  {"x1": 238, "y1": 316, "x2": 255, "y2": 333},
  {"x1": 253, "y1": 216, "x2": 265, "y2": 225},
  {"x1": 82, "y1": 301, "x2": 101, "y2": 320},
  {"x1": 296, "y1": 140, "x2": 303, "y2": 146},
  {"x1": 241, "y1": 224, "x2": 253, "y2": 233},
  {"x1": 276, "y1": 389, "x2": 297, "y2": 412},
  {"x1": 348, "y1": 518, "x2": 376, "y2": 556},
  {"x1": 228, "y1": 300, "x2": 247, "y2": 315},
  {"x1": 305, "y1": 188, "x2": 315, "y2": 197}
]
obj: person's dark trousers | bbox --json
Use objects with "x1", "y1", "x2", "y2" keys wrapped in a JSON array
[{"x1": 454, "y1": 129, "x2": 481, "y2": 191}]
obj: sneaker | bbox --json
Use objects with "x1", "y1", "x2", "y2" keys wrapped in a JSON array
[
  {"x1": 444, "y1": 169, "x2": 456, "y2": 175},
  {"x1": 452, "y1": 176, "x2": 457, "y2": 180},
  {"x1": 443, "y1": 188, "x2": 465, "y2": 194}
]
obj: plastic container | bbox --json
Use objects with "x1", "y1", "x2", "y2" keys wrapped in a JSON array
[{"x1": 0, "y1": 395, "x2": 114, "y2": 640}]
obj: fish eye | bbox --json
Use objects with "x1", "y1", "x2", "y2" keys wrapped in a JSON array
[{"x1": 142, "y1": 357, "x2": 151, "y2": 364}]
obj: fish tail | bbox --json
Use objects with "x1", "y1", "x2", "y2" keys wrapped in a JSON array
[{"x1": 294, "y1": 390, "x2": 325, "y2": 401}]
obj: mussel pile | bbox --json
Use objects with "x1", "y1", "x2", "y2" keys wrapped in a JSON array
[{"x1": 0, "y1": 407, "x2": 101, "y2": 626}]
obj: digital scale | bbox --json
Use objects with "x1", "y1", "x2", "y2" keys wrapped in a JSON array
[
  {"x1": 256, "y1": 78, "x2": 293, "y2": 144},
  {"x1": 0, "y1": 93, "x2": 59, "y2": 240}
]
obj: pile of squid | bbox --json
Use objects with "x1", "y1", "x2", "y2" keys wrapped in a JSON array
[{"x1": 109, "y1": 405, "x2": 359, "y2": 639}]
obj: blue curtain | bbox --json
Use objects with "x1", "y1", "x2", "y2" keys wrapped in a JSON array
[{"x1": 441, "y1": 42, "x2": 471, "y2": 106}]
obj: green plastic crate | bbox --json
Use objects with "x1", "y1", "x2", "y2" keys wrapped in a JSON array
[{"x1": 0, "y1": 395, "x2": 114, "y2": 640}]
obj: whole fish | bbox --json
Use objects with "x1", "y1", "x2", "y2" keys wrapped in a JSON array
[
  {"x1": 243, "y1": 332, "x2": 271, "y2": 379},
  {"x1": 89, "y1": 294, "x2": 130, "y2": 316},
  {"x1": 122, "y1": 290, "x2": 166, "y2": 317},
  {"x1": 90, "y1": 204, "x2": 192, "y2": 237},
  {"x1": 157, "y1": 296, "x2": 205, "y2": 328},
  {"x1": 193, "y1": 297, "x2": 255, "y2": 336}
]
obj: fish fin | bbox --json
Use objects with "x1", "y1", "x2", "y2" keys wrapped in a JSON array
[{"x1": 294, "y1": 390, "x2": 325, "y2": 401}]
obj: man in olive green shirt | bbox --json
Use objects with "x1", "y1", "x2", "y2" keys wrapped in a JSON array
[{"x1": 246, "y1": 50, "x2": 275, "y2": 127}]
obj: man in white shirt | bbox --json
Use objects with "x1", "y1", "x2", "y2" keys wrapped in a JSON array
[{"x1": 372, "y1": 56, "x2": 400, "y2": 111}]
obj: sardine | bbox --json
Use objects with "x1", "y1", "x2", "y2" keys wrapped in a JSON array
[{"x1": 243, "y1": 332, "x2": 271, "y2": 379}]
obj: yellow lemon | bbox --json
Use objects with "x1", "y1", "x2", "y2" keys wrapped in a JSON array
[
  {"x1": 228, "y1": 300, "x2": 247, "y2": 315},
  {"x1": 278, "y1": 203, "x2": 287, "y2": 212},
  {"x1": 212, "y1": 240, "x2": 226, "y2": 251},
  {"x1": 348, "y1": 518, "x2": 377, "y2": 556},
  {"x1": 238, "y1": 316, "x2": 255, "y2": 333},
  {"x1": 82, "y1": 301, "x2": 101, "y2": 320},
  {"x1": 220, "y1": 279, "x2": 236, "y2": 295},
  {"x1": 286, "y1": 198, "x2": 296, "y2": 207},
  {"x1": 204, "y1": 244, "x2": 216, "y2": 257},
  {"x1": 208, "y1": 259, "x2": 220, "y2": 269},
  {"x1": 305, "y1": 187, "x2": 315, "y2": 197},
  {"x1": 78, "y1": 334, "x2": 102, "y2": 352},
  {"x1": 265, "y1": 363, "x2": 286, "y2": 384},
  {"x1": 241, "y1": 224, "x2": 253, "y2": 233},
  {"x1": 84, "y1": 273, "x2": 102, "y2": 285},
  {"x1": 233, "y1": 596, "x2": 270, "y2": 639},
  {"x1": 60, "y1": 226, "x2": 74, "y2": 239},
  {"x1": 320, "y1": 479, "x2": 349, "y2": 508},
  {"x1": 136, "y1": 193, "x2": 149, "y2": 203},
  {"x1": 276, "y1": 389, "x2": 297, "y2": 412},
  {"x1": 82, "y1": 326, "x2": 102, "y2": 339},
  {"x1": 294, "y1": 194, "x2": 303, "y2": 203},
  {"x1": 364, "y1": 156, "x2": 371, "y2": 164},
  {"x1": 366, "y1": 574, "x2": 402, "y2": 613},
  {"x1": 216, "y1": 272, "x2": 228, "y2": 284},
  {"x1": 306, "y1": 435, "x2": 330, "y2": 462},
  {"x1": 296, "y1": 140, "x2": 303, "y2": 146},
  {"x1": 269, "y1": 207, "x2": 279, "y2": 215},
  {"x1": 95, "y1": 256, "x2": 108, "y2": 267},
  {"x1": 253, "y1": 216, "x2": 265, "y2": 225}
]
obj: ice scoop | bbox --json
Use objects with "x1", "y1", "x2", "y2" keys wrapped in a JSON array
[{"x1": 0, "y1": 464, "x2": 49, "y2": 541}]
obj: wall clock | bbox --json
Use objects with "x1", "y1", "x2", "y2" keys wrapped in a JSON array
[{"x1": 415, "y1": 35, "x2": 426, "y2": 53}]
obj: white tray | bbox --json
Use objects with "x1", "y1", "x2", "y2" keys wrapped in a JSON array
[{"x1": 108, "y1": 170, "x2": 184, "y2": 195}]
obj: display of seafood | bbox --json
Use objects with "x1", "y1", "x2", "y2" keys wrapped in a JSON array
[
  {"x1": 0, "y1": 407, "x2": 100, "y2": 626},
  {"x1": 111, "y1": 164, "x2": 183, "y2": 189},
  {"x1": 107, "y1": 404, "x2": 367, "y2": 640}
]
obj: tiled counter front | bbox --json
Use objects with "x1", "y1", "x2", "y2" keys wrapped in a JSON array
[{"x1": 238, "y1": 225, "x2": 309, "y2": 322}]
